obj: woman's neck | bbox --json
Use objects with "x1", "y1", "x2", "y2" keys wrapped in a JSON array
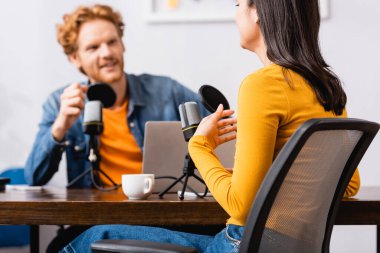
[{"x1": 255, "y1": 44, "x2": 272, "y2": 66}]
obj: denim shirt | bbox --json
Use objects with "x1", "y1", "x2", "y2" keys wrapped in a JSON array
[{"x1": 25, "y1": 73, "x2": 208, "y2": 187}]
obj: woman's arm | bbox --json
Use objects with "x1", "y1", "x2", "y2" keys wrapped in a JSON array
[{"x1": 189, "y1": 73, "x2": 288, "y2": 225}]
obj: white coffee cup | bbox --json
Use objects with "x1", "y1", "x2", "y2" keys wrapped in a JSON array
[{"x1": 122, "y1": 174, "x2": 155, "y2": 200}]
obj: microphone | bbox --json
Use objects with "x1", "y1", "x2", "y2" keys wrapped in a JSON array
[
  {"x1": 160, "y1": 101, "x2": 208, "y2": 199},
  {"x1": 83, "y1": 83, "x2": 116, "y2": 135},
  {"x1": 69, "y1": 83, "x2": 120, "y2": 189},
  {"x1": 87, "y1": 83, "x2": 116, "y2": 108},
  {"x1": 83, "y1": 101, "x2": 103, "y2": 135},
  {"x1": 198, "y1": 84, "x2": 230, "y2": 113},
  {"x1": 179, "y1": 102, "x2": 201, "y2": 142}
]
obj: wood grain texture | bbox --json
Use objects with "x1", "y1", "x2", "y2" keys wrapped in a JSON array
[
  {"x1": 0, "y1": 188, "x2": 229, "y2": 225},
  {"x1": 0, "y1": 187, "x2": 378, "y2": 226}
]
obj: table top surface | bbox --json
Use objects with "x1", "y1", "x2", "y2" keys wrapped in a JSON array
[
  {"x1": 342, "y1": 186, "x2": 380, "y2": 202},
  {"x1": 0, "y1": 187, "x2": 227, "y2": 225},
  {"x1": 0, "y1": 186, "x2": 379, "y2": 225},
  {"x1": 0, "y1": 186, "x2": 378, "y2": 201}
]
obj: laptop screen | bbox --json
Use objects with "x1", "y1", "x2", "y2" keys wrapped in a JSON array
[{"x1": 142, "y1": 121, "x2": 235, "y2": 193}]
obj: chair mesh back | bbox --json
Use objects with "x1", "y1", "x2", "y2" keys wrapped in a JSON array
[{"x1": 258, "y1": 130, "x2": 362, "y2": 253}]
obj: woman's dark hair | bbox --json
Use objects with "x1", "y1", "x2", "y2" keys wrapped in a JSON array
[{"x1": 249, "y1": 0, "x2": 346, "y2": 115}]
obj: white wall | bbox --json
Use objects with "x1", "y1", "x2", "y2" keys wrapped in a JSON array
[{"x1": 0, "y1": 0, "x2": 379, "y2": 252}]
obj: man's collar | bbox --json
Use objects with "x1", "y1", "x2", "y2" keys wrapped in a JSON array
[
  {"x1": 126, "y1": 73, "x2": 146, "y2": 107},
  {"x1": 84, "y1": 74, "x2": 146, "y2": 107}
]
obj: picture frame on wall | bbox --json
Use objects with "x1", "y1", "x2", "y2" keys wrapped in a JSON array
[
  {"x1": 144, "y1": 0, "x2": 236, "y2": 23},
  {"x1": 145, "y1": 0, "x2": 330, "y2": 24}
]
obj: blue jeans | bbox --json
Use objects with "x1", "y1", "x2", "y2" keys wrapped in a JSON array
[{"x1": 60, "y1": 224, "x2": 244, "y2": 253}]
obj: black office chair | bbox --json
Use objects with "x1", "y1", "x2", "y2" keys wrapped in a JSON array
[{"x1": 91, "y1": 118, "x2": 379, "y2": 253}]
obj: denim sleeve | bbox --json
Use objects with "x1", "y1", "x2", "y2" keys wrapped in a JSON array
[{"x1": 24, "y1": 91, "x2": 66, "y2": 186}]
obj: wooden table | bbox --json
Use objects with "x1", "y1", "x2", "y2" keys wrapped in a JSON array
[
  {"x1": 0, "y1": 187, "x2": 228, "y2": 226},
  {"x1": 1, "y1": 186, "x2": 379, "y2": 252},
  {"x1": 337, "y1": 187, "x2": 380, "y2": 225},
  {"x1": 338, "y1": 187, "x2": 380, "y2": 253},
  {"x1": 0, "y1": 187, "x2": 228, "y2": 253}
]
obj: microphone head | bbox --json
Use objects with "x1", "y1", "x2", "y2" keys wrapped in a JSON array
[
  {"x1": 179, "y1": 102, "x2": 201, "y2": 141},
  {"x1": 87, "y1": 83, "x2": 116, "y2": 108},
  {"x1": 83, "y1": 100, "x2": 103, "y2": 135},
  {"x1": 198, "y1": 84, "x2": 230, "y2": 113}
]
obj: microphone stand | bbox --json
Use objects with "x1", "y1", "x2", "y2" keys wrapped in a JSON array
[
  {"x1": 67, "y1": 134, "x2": 119, "y2": 190},
  {"x1": 159, "y1": 102, "x2": 209, "y2": 200},
  {"x1": 158, "y1": 153, "x2": 208, "y2": 200},
  {"x1": 67, "y1": 86, "x2": 119, "y2": 190}
]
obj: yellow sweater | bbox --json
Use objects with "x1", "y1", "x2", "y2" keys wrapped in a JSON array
[{"x1": 189, "y1": 64, "x2": 360, "y2": 226}]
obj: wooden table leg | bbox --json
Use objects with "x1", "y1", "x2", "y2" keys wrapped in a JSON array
[{"x1": 30, "y1": 225, "x2": 39, "y2": 253}]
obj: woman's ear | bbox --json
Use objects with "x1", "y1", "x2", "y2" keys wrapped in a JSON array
[{"x1": 250, "y1": 6, "x2": 260, "y2": 24}]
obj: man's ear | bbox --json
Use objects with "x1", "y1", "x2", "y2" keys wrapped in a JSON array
[
  {"x1": 122, "y1": 41, "x2": 126, "y2": 53},
  {"x1": 68, "y1": 53, "x2": 81, "y2": 69}
]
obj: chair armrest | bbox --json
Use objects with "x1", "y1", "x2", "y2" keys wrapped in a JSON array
[{"x1": 91, "y1": 239, "x2": 197, "y2": 253}]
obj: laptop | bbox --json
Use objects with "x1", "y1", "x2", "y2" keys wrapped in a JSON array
[{"x1": 142, "y1": 121, "x2": 236, "y2": 193}]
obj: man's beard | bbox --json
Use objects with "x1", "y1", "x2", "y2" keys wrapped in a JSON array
[
  {"x1": 85, "y1": 59, "x2": 124, "y2": 84},
  {"x1": 98, "y1": 70, "x2": 124, "y2": 84}
]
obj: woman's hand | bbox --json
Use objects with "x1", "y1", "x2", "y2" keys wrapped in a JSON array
[{"x1": 194, "y1": 104, "x2": 237, "y2": 148}]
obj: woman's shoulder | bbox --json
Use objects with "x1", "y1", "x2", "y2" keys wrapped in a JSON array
[
  {"x1": 242, "y1": 64, "x2": 311, "y2": 91},
  {"x1": 240, "y1": 64, "x2": 285, "y2": 91},
  {"x1": 242, "y1": 64, "x2": 284, "y2": 83}
]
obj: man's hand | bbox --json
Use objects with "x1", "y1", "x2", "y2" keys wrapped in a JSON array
[{"x1": 51, "y1": 83, "x2": 88, "y2": 142}]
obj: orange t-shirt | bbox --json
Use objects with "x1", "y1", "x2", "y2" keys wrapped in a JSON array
[{"x1": 99, "y1": 100, "x2": 142, "y2": 185}]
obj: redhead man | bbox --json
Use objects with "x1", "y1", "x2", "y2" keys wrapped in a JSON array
[
  {"x1": 25, "y1": 4, "x2": 206, "y2": 188},
  {"x1": 25, "y1": 5, "x2": 206, "y2": 252}
]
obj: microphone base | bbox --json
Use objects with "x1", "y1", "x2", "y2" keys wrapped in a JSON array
[
  {"x1": 67, "y1": 134, "x2": 119, "y2": 191},
  {"x1": 158, "y1": 153, "x2": 208, "y2": 200}
]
